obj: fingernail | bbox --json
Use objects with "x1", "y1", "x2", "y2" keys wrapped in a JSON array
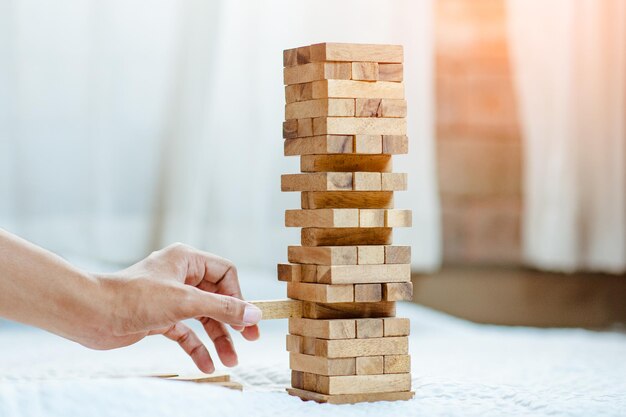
[{"x1": 243, "y1": 305, "x2": 262, "y2": 325}]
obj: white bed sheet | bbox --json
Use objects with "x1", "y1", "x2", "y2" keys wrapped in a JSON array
[{"x1": 1, "y1": 267, "x2": 625, "y2": 417}]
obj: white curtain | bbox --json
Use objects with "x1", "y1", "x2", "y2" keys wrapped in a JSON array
[
  {"x1": 0, "y1": 0, "x2": 440, "y2": 270},
  {"x1": 507, "y1": 0, "x2": 626, "y2": 273}
]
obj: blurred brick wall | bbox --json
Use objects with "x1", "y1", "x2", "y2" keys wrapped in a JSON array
[{"x1": 435, "y1": 0, "x2": 522, "y2": 265}]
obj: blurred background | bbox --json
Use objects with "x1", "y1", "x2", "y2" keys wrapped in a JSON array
[{"x1": 1, "y1": 0, "x2": 624, "y2": 328}]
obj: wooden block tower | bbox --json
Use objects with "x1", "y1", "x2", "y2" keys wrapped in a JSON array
[{"x1": 278, "y1": 43, "x2": 414, "y2": 404}]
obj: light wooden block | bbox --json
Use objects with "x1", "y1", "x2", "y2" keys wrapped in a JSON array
[
  {"x1": 382, "y1": 135, "x2": 408, "y2": 154},
  {"x1": 383, "y1": 317, "x2": 410, "y2": 337},
  {"x1": 353, "y1": 172, "x2": 381, "y2": 191},
  {"x1": 289, "y1": 317, "x2": 356, "y2": 339},
  {"x1": 301, "y1": 227, "x2": 392, "y2": 246},
  {"x1": 300, "y1": 154, "x2": 392, "y2": 173},
  {"x1": 351, "y1": 62, "x2": 379, "y2": 81},
  {"x1": 378, "y1": 63, "x2": 403, "y2": 82},
  {"x1": 287, "y1": 334, "x2": 407, "y2": 357},
  {"x1": 309, "y1": 43, "x2": 403, "y2": 63},
  {"x1": 385, "y1": 209, "x2": 412, "y2": 227},
  {"x1": 301, "y1": 301, "x2": 396, "y2": 320},
  {"x1": 357, "y1": 245, "x2": 385, "y2": 264},
  {"x1": 288, "y1": 246, "x2": 357, "y2": 265},
  {"x1": 384, "y1": 355, "x2": 411, "y2": 374},
  {"x1": 287, "y1": 282, "x2": 353, "y2": 303},
  {"x1": 382, "y1": 282, "x2": 413, "y2": 301},
  {"x1": 277, "y1": 263, "x2": 301, "y2": 282},
  {"x1": 303, "y1": 372, "x2": 410, "y2": 395},
  {"x1": 297, "y1": 118, "x2": 313, "y2": 137},
  {"x1": 285, "y1": 83, "x2": 313, "y2": 103},
  {"x1": 287, "y1": 387, "x2": 414, "y2": 404},
  {"x1": 356, "y1": 356, "x2": 384, "y2": 375},
  {"x1": 167, "y1": 373, "x2": 230, "y2": 383},
  {"x1": 312, "y1": 80, "x2": 404, "y2": 100},
  {"x1": 359, "y1": 209, "x2": 385, "y2": 227},
  {"x1": 384, "y1": 245, "x2": 411, "y2": 264},
  {"x1": 301, "y1": 191, "x2": 394, "y2": 209},
  {"x1": 284, "y1": 136, "x2": 353, "y2": 156},
  {"x1": 290, "y1": 353, "x2": 356, "y2": 376},
  {"x1": 354, "y1": 135, "x2": 382, "y2": 154},
  {"x1": 354, "y1": 283, "x2": 382, "y2": 302},
  {"x1": 251, "y1": 299, "x2": 302, "y2": 320},
  {"x1": 283, "y1": 62, "x2": 351, "y2": 85},
  {"x1": 381, "y1": 173, "x2": 407, "y2": 191},
  {"x1": 281, "y1": 173, "x2": 352, "y2": 191},
  {"x1": 355, "y1": 99, "x2": 406, "y2": 118},
  {"x1": 356, "y1": 318, "x2": 384, "y2": 338},
  {"x1": 285, "y1": 209, "x2": 359, "y2": 228},
  {"x1": 316, "y1": 264, "x2": 411, "y2": 284},
  {"x1": 285, "y1": 99, "x2": 354, "y2": 119},
  {"x1": 313, "y1": 117, "x2": 407, "y2": 136}
]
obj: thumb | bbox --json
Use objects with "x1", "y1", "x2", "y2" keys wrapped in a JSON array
[{"x1": 186, "y1": 290, "x2": 262, "y2": 327}]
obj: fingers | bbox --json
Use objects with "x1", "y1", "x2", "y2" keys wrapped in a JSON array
[
  {"x1": 183, "y1": 289, "x2": 262, "y2": 327},
  {"x1": 163, "y1": 322, "x2": 214, "y2": 373},
  {"x1": 240, "y1": 325, "x2": 260, "y2": 341},
  {"x1": 199, "y1": 317, "x2": 238, "y2": 367}
]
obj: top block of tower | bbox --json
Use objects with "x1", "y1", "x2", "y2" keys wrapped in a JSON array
[{"x1": 284, "y1": 43, "x2": 404, "y2": 66}]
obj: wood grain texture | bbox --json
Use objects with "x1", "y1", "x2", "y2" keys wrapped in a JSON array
[
  {"x1": 277, "y1": 263, "x2": 301, "y2": 282},
  {"x1": 354, "y1": 283, "x2": 383, "y2": 302},
  {"x1": 309, "y1": 43, "x2": 403, "y2": 63},
  {"x1": 290, "y1": 353, "x2": 356, "y2": 376},
  {"x1": 355, "y1": 99, "x2": 406, "y2": 118},
  {"x1": 287, "y1": 334, "x2": 408, "y2": 358},
  {"x1": 285, "y1": 99, "x2": 354, "y2": 119},
  {"x1": 251, "y1": 299, "x2": 303, "y2": 319},
  {"x1": 378, "y1": 63, "x2": 404, "y2": 82},
  {"x1": 351, "y1": 62, "x2": 379, "y2": 81},
  {"x1": 289, "y1": 317, "x2": 356, "y2": 339},
  {"x1": 312, "y1": 80, "x2": 404, "y2": 99},
  {"x1": 301, "y1": 301, "x2": 396, "y2": 320},
  {"x1": 357, "y1": 245, "x2": 385, "y2": 264},
  {"x1": 281, "y1": 173, "x2": 352, "y2": 191},
  {"x1": 313, "y1": 117, "x2": 407, "y2": 136},
  {"x1": 384, "y1": 245, "x2": 411, "y2": 264},
  {"x1": 385, "y1": 209, "x2": 412, "y2": 227},
  {"x1": 354, "y1": 135, "x2": 383, "y2": 153},
  {"x1": 285, "y1": 83, "x2": 313, "y2": 103},
  {"x1": 286, "y1": 387, "x2": 414, "y2": 404},
  {"x1": 284, "y1": 136, "x2": 353, "y2": 156},
  {"x1": 301, "y1": 191, "x2": 394, "y2": 209},
  {"x1": 382, "y1": 135, "x2": 409, "y2": 154},
  {"x1": 382, "y1": 282, "x2": 414, "y2": 301},
  {"x1": 287, "y1": 282, "x2": 354, "y2": 303},
  {"x1": 359, "y1": 209, "x2": 385, "y2": 227},
  {"x1": 288, "y1": 245, "x2": 357, "y2": 265},
  {"x1": 285, "y1": 209, "x2": 359, "y2": 228},
  {"x1": 353, "y1": 172, "x2": 382, "y2": 191},
  {"x1": 301, "y1": 227, "x2": 392, "y2": 246},
  {"x1": 383, "y1": 317, "x2": 410, "y2": 337},
  {"x1": 381, "y1": 173, "x2": 408, "y2": 191},
  {"x1": 283, "y1": 62, "x2": 351, "y2": 85},
  {"x1": 356, "y1": 356, "x2": 384, "y2": 375},
  {"x1": 300, "y1": 154, "x2": 391, "y2": 173},
  {"x1": 384, "y1": 355, "x2": 411, "y2": 374},
  {"x1": 356, "y1": 318, "x2": 384, "y2": 338},
  {"x1": 316, "y1": 264, "x2": 411, "y2": 284}
]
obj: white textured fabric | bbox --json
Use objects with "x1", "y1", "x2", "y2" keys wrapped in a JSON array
[
  {"x1": 507, "y1": 0, "x2": 626, "y2": 273},
  {"x1": 0, "y1": 268, "x2": 625, "y2": 417},
  {"x1": 0, "y1": 0, "x2": 439, "y2": 270}
]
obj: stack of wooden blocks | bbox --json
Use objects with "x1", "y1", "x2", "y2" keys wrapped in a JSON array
[{"x1": 279, "y1": 42, "x2": 414, "y2": 404}]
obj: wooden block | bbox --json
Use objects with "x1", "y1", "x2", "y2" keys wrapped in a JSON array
[
  {"x1": 312, "y1": 80, "x2": 404, "y2": 100},
  {"x1": 385, "y1": 209, "x2": 412, "y2": 227},
  {"x1": 354, "y1": 135, "x2": 382, "y2": 154},
  {"x1": 303, "y1": 372, "x2": 411, "y2": 395},
  {"x1": 353, "y1": 172, "x2": 381, "y2": 191},
  {"x1": 383, "y1": 317, "x2": 410, "y2": 337},
  {"x1": 382, "y1": 135, "x2": 408, "y2": 154},
  {"x1": 316, "y1": 264, "x2": 411, "y2": 284},
  {"x1": 291, "y1": 370, "x2": 304, "y2": 389},
  {"x1": 287, "y1": 282, "x2": 354, "y2": 303},
  {"x1": 283, "y1": 48, "x2": 298, "y2": 67},
  {"x1": 290, "y1": 353, "x2": 356, "y2": 376},
  {"x1": 313, "y1": 117, "x2": 406, "y2": 136},
  {"x1": 251, "y1": 299, "x2": 302, "y2": 319},
  {"x1": 355, "y1": 99, "x2": 406, "y2": 118},
  {"x1": 357, "y1": 245, "x2": 385, "y2": 264},
  {"x1": 385, "y1": 245, "x2": 411, "y2": 264},
  {"x1": 351, "y1": 62, "x2": 379, "y2": 81},
  {"x1": 301, "y1": 227, "x2": 392, "y2": 246},
  {"x1": 356, "y1": 318, "x2": 384, "y2": 338},
  {"x1": 285, "y1": 135, "x2": 353, "y2": 156},
  {"x1": 289, "y1": 317, "x2": 356, "y2": 339},
  {"x1": 167, "y1": 373, "x2": 230, "y2": 383},
  {"x1": 354, "y1": 284, "x2": 382, "y2": 302},
  {"x1": 288, "y1": 334, "x2": 407, "y2": 357},
  {"x1": 301, "y1": 264, "x2": 317, "y2": 282},
  {"x1": 382, "y1": 282, "x2": 413, "y2": 301},
  {"x1": 301, "y1": 301, "x2": 396, "y2": 320},
  {"x1": 213, "y1": 381, "x2": 243, "y2": 391},
  {"x1": 384, "y1": 355, "x2": 411, "y2": 374},
  {"x1": 296, "y1": 46, "x2": 311, "y2": 65},
  {"x1": 287, "y1": 387, "x2": 414, "y2": 404},
  {"x1": 309, "y1": 43, "x2": 403, "y2": 63},
  {"x1": 285, "y1": 99, "x2": 354, "y2": 119},
  {"x1": 297, "y1": 118, "x2": 314, "y2": 137},
  {"x1": 281, "y1": 173, "x2": 352, "y2": 191},
  {"x1": 285, "y1": 83, "x2": 313, "y2": 103},
  {"x1": 359, "y1": 209, "x2": 385, "y2": 227},
  {"x1": 283, "y1": 62, "x2": 351, "y2": 85},
  {"x1": 378, "y1": 63, "x2": 403, "y2": 82},
  {"x1": 288, "y1": 246, "x2": 357, "y2": 265},
  {"x1": 283, "y1": 119, "x2": 298, "y2": 139},
  {"x1": 356, "y1": 356, "x2": 384, "y2": 375},
  {"x1": 277, "y1": 263, "x2": 301, "y2": 282},
  {"x1": 285, "y1": 209, "x2": 359, "y2": 227},
  {"x1": 301, "y1": 191, "x2": 394, "y2": 209},
  {"x1": 300, "y1": 155, "x2": 392, "y2": 173},
  {"x1": 381, "y1": 173, "x2": 407, "y2": 191}
]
